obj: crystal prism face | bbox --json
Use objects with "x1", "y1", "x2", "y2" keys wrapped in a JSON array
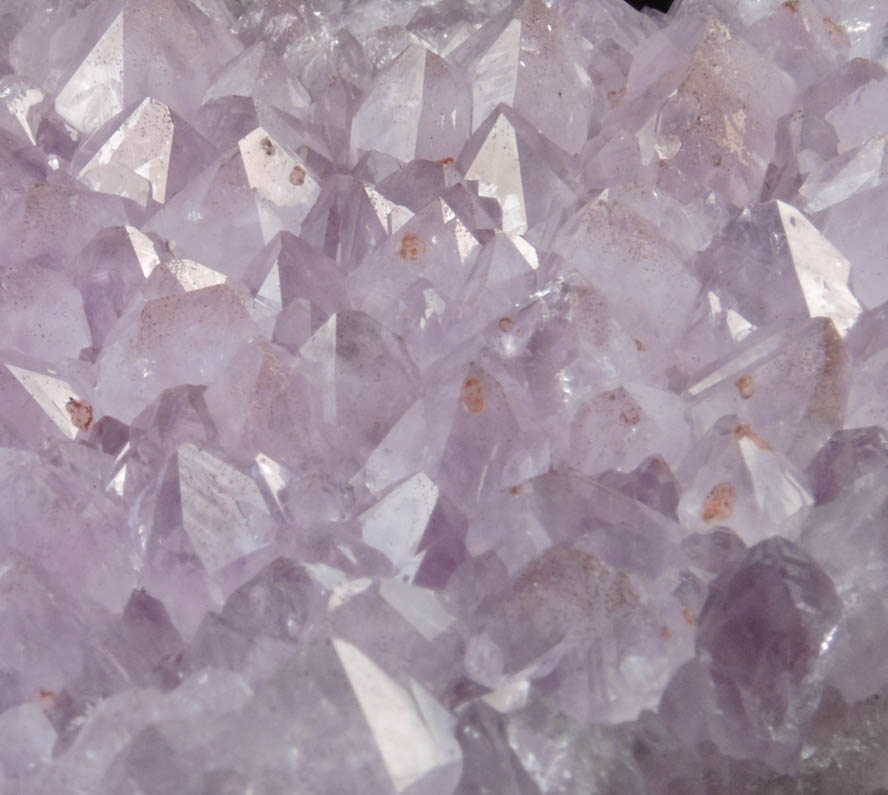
[{"x1": 5, "y1": 0, "x2": 888, "y2": 790}]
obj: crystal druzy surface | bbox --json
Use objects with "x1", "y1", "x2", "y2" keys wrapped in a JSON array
[{"x1": 1, "y1": 0, "x2": 888, "y2": 791}]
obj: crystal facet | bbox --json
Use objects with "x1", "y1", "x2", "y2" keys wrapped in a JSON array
[{"x1": 2, "y1": 0, "x2": 888, "y2": 790}]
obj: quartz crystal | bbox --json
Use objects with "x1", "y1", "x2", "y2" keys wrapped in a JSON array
[{"x1": 2, "y1": 0, "x2": 888, "y2": 791}]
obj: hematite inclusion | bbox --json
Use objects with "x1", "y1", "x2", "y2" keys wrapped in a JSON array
[{"x1": 0, "y1": 0, "x2": 886, "y2": 791}]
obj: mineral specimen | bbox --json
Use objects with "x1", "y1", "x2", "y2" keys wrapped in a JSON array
[{"x1": 1, "y1": 0, "x2": 887, "y2": 791}]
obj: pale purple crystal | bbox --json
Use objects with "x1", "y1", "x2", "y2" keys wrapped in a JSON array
[{"x1": 1, "y1": 0, "x2": 887, "y2": 790}]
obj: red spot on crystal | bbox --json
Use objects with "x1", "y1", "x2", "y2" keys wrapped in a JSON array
[
  {"x1": 399, "y1": 233, "x2": 429, "y2": 262},
  {"x1": 65, "y1": 398, "x2": 93, "y2": 431}
]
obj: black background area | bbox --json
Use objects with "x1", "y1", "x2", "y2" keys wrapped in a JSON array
[{"x1": 624, "y1": 0, "x2": 674, "y2": 11}]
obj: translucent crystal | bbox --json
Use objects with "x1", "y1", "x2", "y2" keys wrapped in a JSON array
[{"x1": 2, "y1": 0, "x2": 888, "y2": 790}]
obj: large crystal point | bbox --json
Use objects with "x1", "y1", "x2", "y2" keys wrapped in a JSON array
[
  {"x1": 552, "y1": 191, "x2": 700, "y2": 353},
  {"x1": 204, "y1": 41, "x2": 311, "y2": 114},
  {"x1": 466, "y1": 543, "x2": 689, "y2": 724},
  {"x1": 95, "y1": 284, "x2": 261, "y2": 423},
  {"x1": 297, "y1": 310, "x2": 421, "y2": 475},
  {"x1": 74, "y1": 98, "x2": 216, "y2": 207},
  {"x1": 351, "y1": 43, "x2": 471, "y2": 164},
  {"x1": 687, "y1": 317, "x2": 849, "y2": 468},
  {"x1": 693, "y1": 537, "x2": 841, "y2": 769},
  {"x1": 454, "y1": 0, "x2": 596, "y2": 155},
  {"x1": 49, "y1": 0, "x2": 241, "y2": 136},
  {"x1": 805, "y1": 426, "x2": 888, "y2": 505},
  {"x1": 697, "y1": 200, "x2": 862, "y2": 335},
  {"x1": 145, "y1": 126, "x2": 321, "y2": 277}
]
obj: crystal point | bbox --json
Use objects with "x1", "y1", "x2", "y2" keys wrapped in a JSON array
[{"x1": 3, "y1": 0, "x2": 888, "y2": 789}]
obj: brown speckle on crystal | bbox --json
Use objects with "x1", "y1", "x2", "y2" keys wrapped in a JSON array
[
  {"x1": 620, "y1": 405, "x2": 641, "y2": 425},
  {"x1": 735, "y1": 423, "x2": 772, "y2": 450},
  {"x1": 735, "y1": 374, "x2": 755, "y2": 399},
  {"x1": 702, "y1": 482, "x2": 737, "y2": 522},
  {"x1": 499, "y1": 316, "x2": 515, "y2": 332},
  {"x1": 65, "y1": 398, "x2": 93, "y2": 431},
  {"x1": 399, "y1": 233, "x2": 429, "y2": 262},
  {"x1": 460, "y1": 377, "x2": 487, "y2": 415},
  {"x1": 289, "y1": 165, "x2": 306, "y2": 185},
  {"x1": 823, "y1": 17, "x2": 845, "y2": 38},
  {"x1": 260, "y1": 136, "x2": 274, "y2": 155}
]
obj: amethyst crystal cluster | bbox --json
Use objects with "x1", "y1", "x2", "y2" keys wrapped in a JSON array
[{"x1": 1, "y1": 0, "x2": 888, "y2": 790}]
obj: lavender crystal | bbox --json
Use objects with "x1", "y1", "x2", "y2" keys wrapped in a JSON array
[{"x1": 1, "y1": 0, "x2": 887, "y2": 790}]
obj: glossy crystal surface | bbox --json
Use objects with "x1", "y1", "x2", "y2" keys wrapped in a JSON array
[{"x1": 0, "y1": 0, "x2": 887, "y2": 791}]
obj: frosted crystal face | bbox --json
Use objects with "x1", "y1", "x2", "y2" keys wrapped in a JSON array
[{"x1": 3, "y1": 0, "x2": 888, "y2": 791}]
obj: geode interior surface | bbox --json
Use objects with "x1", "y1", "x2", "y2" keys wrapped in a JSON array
[{"x1": 1, "y1": 0, "x2": 888, "y2": 791}]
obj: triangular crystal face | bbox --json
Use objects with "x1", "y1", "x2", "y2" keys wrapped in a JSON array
[
  {"x1": 351, "y1": 43, "x2": 471, "y2": 165},
  {"x1": 4, "y1": 361, "x2": 91, "y2": 441},
  {"x1": 687, "y1": 317, "x2": 849, "y2": 468},
  {"x1": 94, "y1": 283, "x2": 261, "y2": 422},
  {"x1": 296, "y1": 310, "x2": 422, "y2": 477},
  {"x1": 0, "y1": 75, "x2": 52, "y2": 147},
  {"x1": 204, "y1": 41, "x2": 311, "y2": 114},
  {"x1": 458, "y1": 104, "x2": 577, "y2": 239},
  {"x1": 145, "y1": 126, "x2": 321, "y2": 277},
  {"x1": 617, "y1": 16, "x2": 795, "y2": 208},
  {"x1": 74, "y1": 98, "x2": 216, "y2": 207},
  {"x1": 51, "y1": 0, "x2": 241, "y2": 135},
  {"x1": 176, "y1": 442, "x2": 276, "y2": 572},
  {"x1": 0, "y1": 180, "x2": 128, "y2": 270},
  {"x1": 454, "y1": 0, "x2": 597, "y2": 155},
  {"x1": 241, "y1": 231, "x2": 346, "y2": 322},
  {"x1": 697, "y1": 200, "x2": 861, "y2": 336},
  {"x1": 552, "y1": 190, "x2": 700, "y2": 354}
]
